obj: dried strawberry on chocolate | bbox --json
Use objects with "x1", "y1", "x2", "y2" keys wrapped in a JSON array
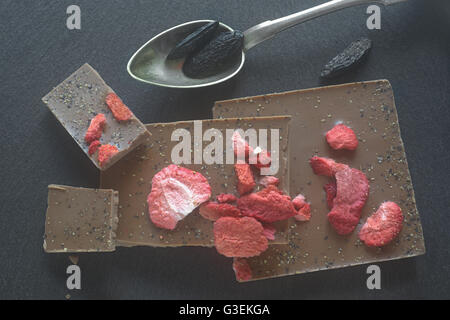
[
  {"x1": 216, "y1": 193, "x2": 237, "y2": 203},
  {"x1": 84, "y1": 113, "x2": 106, "y2": 144},
  {"x1": 292, "y1": 194, "x2": 306, "y2": 210},
  {"x1": 326, "y1": 124, "x2": 358, "y2": 151},
  {"x1": 295, "y1": 203, "x2": 311, "y2": 222},
  {"x1": 88, "y1": 140, "x2": 101, "y2": 156},
  {"x1": 292, "y1": 194, "x2": 311, "y2": 222},
  {"x1": 359, "y1": 201, "x2": 403, "y2": 247},
  {"x1": 98, "y1": 144, "x2": 118, "y2": 168},
  {"x1": 259, "y1": 176, "x2": 279, "y2": 188},
  {"x1": 310, "y1": 156, "x2": 369, "y2": 235},
  {"x1": 237, "y1": 185, "x2": 297, "y2": 223},
  {"x1": 323, "y1": 182, "x2": 337, "y2": 209},
  {"x1": 232, "y1": 131, "x2": 271, "y2": 169},
  {"x1": 105, "y1": 92, "x2": 133, "y2": 121},
  {"x1": 232, "y1": 131, "x2": 251, "y2": 161},
  {"x1": 233, "y1": 258, "x2": 252, "y2": 282},
  {"x1": 199, "y1": 201, "x2": 241, "y2": 221},
  {"x1": 309, "y1": 156, "x2": 348, "y2": 177},
  {"x1": 147, "y1": 165, "x2": 211, "y2": 230},
  {"x1": 214, "y1": 216, "x2": 268, "y2": 258},
  {"x1": 234, "y1": 163, "x2": 256, "y2": 195},
  {"x1": 262, "y1": 223, "x2": 276, "y2": 240},
  {"x1": 328, "y1": 167, "x2": 369, "y2": 235}
]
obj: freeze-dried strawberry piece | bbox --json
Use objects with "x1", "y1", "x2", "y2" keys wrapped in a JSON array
[
  {"x1": 295, "y1": 203, "x2": 311, "y2": 222},
  {"x1": 324, "y1": 182, "x2": 337, "y2": 209},
  {"x1": 257, "y1": 184, "x2": 284, "y2": 196},
  {"x1": 232, "y1": 131, "x2": 252, "y2": 162},
  {"x1": 84, "y1": 113, "x2": 106, "y2": 144},
  {"x1": 98, "y1": 144, "x2": 119, "y2": 167},
  {"x1": 328, "y1": 167, "x2": 369, "y2": 235},
  {"x1": 251, "y1": 149, "x2": 271, "y2": 169},
  {"x1": 292, "y1": 194, "x2": 306, "y2": 210},
  {"x1": 199, "y1": 201, "x2": 241, "y2": 221},
  {"x1": 262, "y1": 223, "x2": 276, "y2": 240},
  {"x1": 309, "y1": 156, "x2": 348, "y2": 177},
  {"x1": 310, "y1": 156, "x2": 369, "y2": 234},
  {"x1": 88, "y1": 140, "x2": 101, "y2": 155},
  {"x1": 231, "y1": 131, "x2": 271, "y2": 168},
  {"x1": 292, "y1": 194, "x2": 311, "y2": 221},
  {"x1": 217, "y1": 193, "x2": 237, "y2": 203},
  {"x1": 214, "y1": 216, "x2": 268, "y2": 258},
  {"x1": 237, "y1": 185, "x2": 297, "y2": 223},
  {"x1": 234, "y1": 163, "x2": 255, "y2": 195},
  {"x1": 359, "y1": 202, "x2": 403, "y2": 247},
  {"x1": 147, "y1": 165, "x2": 211, "y2": 230},
  {"x1": 326, "y1": 124, "x2": 358, "y2": 150},
  {"x1": 259, "y1": 176, "x2": 279, "y2": 188},
  {"x1": 105, "y1": 92, "x2": 133, "y2": 121},
  {"x1": 233, "y1": 258, "x2": 252, "y2": 282}
]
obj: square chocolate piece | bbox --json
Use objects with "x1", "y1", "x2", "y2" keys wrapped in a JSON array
[
  {"x1": 42, "y1": 63, "x2": 151, "y2": 170},
  {"x1": 44, "y1": 185, "x2": 119, "y2": 253},
  {"x1": 213, "y1": 80, "x2": 425, "y2": 281},
  {"x1": 100, "y1": 116, "x2": 291, "y2": 247}
]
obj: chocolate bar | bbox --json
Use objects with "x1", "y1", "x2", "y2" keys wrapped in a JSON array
[
  {"x1": 43, "y1": 185, "x2": 119, "y2": 253},
  {"x1": 42, "y1": 63, "x2": 150, "y2": 170},
  {"x1": 100, "y1": 116, "x2": 291, "y2": 247},
  {"x1": 213, "y1": 80, "x2": 425, "y2": 281}
]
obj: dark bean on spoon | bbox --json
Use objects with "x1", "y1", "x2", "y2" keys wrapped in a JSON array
[
  {"x1": 167, "y1": 21, "x2": 219, "y2": 60},
  {"x1": 183, "y1": 30, "x2": 244, "y2": 78}
]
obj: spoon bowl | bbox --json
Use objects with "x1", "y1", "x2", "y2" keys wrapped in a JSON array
[
  {"x1": 127, "y1": 20, "x2": 245, "y2": 88},
  {"x1": 127, "y1": 1, "x2": 406, "y2": 88}
]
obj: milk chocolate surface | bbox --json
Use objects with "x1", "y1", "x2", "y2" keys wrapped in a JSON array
[
  {"x1": 213, "y1": 80, "x2": 425, "y2": 281},
  {"x1": 44, "y1": 185, "x2": 119, "y2": 253},
  {"x1": 100, "y1": 117, "x2": 291, "y2": 247},
  {"x1": 42, "y1": 63, "x2": 150, "y2": 170}
]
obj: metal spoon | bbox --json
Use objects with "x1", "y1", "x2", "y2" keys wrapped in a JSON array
[{"x1": 127, "y1": 0, "x2": 407, "y2": 88}]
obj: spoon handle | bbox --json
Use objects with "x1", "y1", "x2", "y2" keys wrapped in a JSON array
[{"x1": 243, "y1": 0, "x2": 408, "y2": 51}]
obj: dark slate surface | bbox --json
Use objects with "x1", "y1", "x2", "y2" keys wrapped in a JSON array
[{"x1": 0, "y1": 0, "x2": 449, "y2": 299}]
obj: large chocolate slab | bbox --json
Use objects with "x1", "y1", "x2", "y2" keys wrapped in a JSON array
[
  {"x1": 213, "y1": 80, "x2": 425, "y2": 281},
  {"x1": 100, "y1": 117, "x2": 291, "y2": 247},
  {"x1": 42, "y1": 63, "x2": 150, "y2": 170},
  {"x1": 44, "y1": 185, "x2": 119, "y2": 253}
]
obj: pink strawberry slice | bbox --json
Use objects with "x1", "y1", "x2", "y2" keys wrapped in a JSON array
[{"x1": 359, "y1": 201, "x2": 403, "y2": 247}]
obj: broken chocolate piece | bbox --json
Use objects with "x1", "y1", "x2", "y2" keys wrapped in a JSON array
[
  {"x1": 43, "y1": 185, "x2": 119, "y2": 253},
  {"x1": 214, "y1": 80, "x2": 425, "y2": 281},
  {"x1": 100, "y1": 116, "x2": 291, "y2": 247},
  {"x1": 42, "y1": 63, "x2": 151, "y2": 171}
]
